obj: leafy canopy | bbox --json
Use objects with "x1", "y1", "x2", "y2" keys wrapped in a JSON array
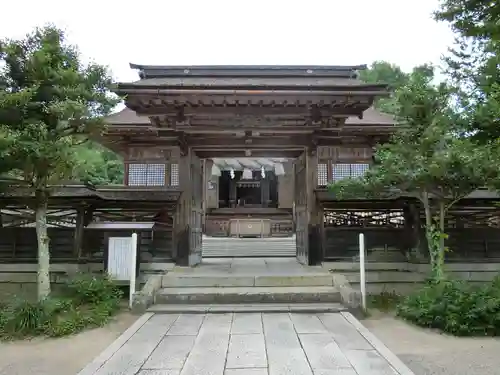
[
  {"x1": 0, "y1": 25, "x2": 119, "y2": 190},
  {"x1": 330, "y1": 70, "x2": 499, "y2": 209},
  {"x1": 435, "y1": 0, "x2": 500, "y2": 143},
  {"x1": 359, "y1": 61, "x2": 435, "y2": 115}
]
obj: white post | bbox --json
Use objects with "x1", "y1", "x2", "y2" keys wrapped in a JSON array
[
  {"x1": 129, "y1": 233, "x2": 138, "y2": 309},
  {"x1": 359, "y1": 233, "x2": 367, "y2": 311}
]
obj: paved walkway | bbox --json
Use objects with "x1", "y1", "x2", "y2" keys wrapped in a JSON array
[
  {"x1": 172, "y1": 257, "x2": 327, "y2": 275},
  {"x1": 79, "y1": 312, "x2": 414, "y2": 375}
]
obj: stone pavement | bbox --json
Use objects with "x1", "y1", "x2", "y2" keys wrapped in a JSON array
[
  {"x1": 79, "y1": 312, "x2": 414, "y2": 375},
  {"x1": 171, "y1": 257, "x2": 326, "y2": 275}
]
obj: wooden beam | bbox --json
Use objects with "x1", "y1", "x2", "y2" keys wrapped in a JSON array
[
  {"x1": 195, "y1": 149, "x2": 303, "y2": 158},
  {"x1": 119, "y1": 88, "x2": 389, "y2": 96},
  {"x1": 131, "y1": 103, "x2": 372, "y2": 117},
  {"x1": 187, "y1": 135, "x2": 311, "y2": 147}
]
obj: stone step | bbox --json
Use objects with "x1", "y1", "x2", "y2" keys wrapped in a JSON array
[
  {"x1": 162, "y1": 274, "x2": 335, "y2": 288},
  {"x1": 155, "y1": 286, "x2": 341, "y2": 304},
  {"x1": 202, "y1": 235, "x2": 296, "y2": 257},
  {"x1": 148, "y1": 302, "x2": 346, "y2": 314}
]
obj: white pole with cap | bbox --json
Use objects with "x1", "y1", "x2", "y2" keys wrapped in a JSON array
[
  {"x1": 129, "y1": 233, "x2": 138, "y2": 309},
  {"x1": 359, "y1": 233, "x2": 367, "y2": 311}
]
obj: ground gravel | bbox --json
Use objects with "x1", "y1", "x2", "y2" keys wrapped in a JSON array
[
  {"x1": 0, "y1": 312, "x2": 137, "y2": 375},
  {"x1": 363, "y1": 312, "x2": 500, "y2": 375}
]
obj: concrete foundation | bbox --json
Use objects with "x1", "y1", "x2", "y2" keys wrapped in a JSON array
[
  {"x1": 1, "y1": 260, "x2": 499, "y2": 302},
  {"x1": 0, "y1": 262, "x2": 174, "y2": 300},
  {"x1": 325, "y1": 261, "x2": 500, "y2": 295}
]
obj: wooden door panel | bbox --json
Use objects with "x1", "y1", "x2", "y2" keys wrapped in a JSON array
[{"x1": 294, "y1": 153, "x2": 309, "y2": 264}]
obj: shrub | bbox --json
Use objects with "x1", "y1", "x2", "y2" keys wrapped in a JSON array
[
  {"x1": 397, "y1": 277, "x2": 500, "y2": 336},
  {"x1": 0, "y1": 299, "x2": 49, "y2": 337},
  {"x1": 0, "y1": 273, "x2": 123, "y2": 340},
  {"x1": 63, "y1": 273, "x2": 123, "y2": 306}
]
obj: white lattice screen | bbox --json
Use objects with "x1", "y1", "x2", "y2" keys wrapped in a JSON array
[
  {"x1": 170, "y1": 163, "x2": 179, "y2": 186},
  {"x1": 351, "y1": 163, "x2": 370, "y2": 177},
  {"x1": 332, "y1": 163, "x2": 370, "y2": 182},
  {"x1": 128, "y1": 163, "x2": 165, "y2": 186},
  {"x1": 317, "y1": 163, "x2": 328, "y2": 186}
]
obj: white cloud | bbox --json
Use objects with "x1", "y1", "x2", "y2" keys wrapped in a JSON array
[{"x1": 0, "y1": 0, "x2": 455, "y2": 82}]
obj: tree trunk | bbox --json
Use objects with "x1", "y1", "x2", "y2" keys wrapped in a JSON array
[
  {"x1": 436, "y1": 200, "x2": 446, "y2": 279},
  {"x1": 421, "y1": 191, "x2": 438, "y2": 278},
  {"x1": 35, "y1": 189, "x2": 51, "y2": 301}
]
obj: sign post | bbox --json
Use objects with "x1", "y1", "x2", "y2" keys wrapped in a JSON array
[
  {"x1": 359, "y1": 233, "x2": 367, "y2": 311},
  {"x1": 129, "y1": 233, "x2": 138, "y2": 309}
]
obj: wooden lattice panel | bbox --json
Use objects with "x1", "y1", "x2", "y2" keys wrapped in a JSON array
[
  {"x1": 332, "y1": 164, "x2": 351, "y2": 182},
  {"x1": 441, "y1": 208, "x2": 500, "y2": 229},
  {"x1": 332, "y1": 163, "x2": 369, "y2": 181},
  {"x1": 146, "y1": 164, "x2": 166, "y2": 186},
  {"x1": 324, "y1": 209, "x2": 405, "y2": 228},
  {"x1": 128, "y1": 163, "x2": 166, "y2": 186},
  {"x1": 317, "y1": 163, "x2": 328, "y2": 187},
  {"x1": 170, "y1": 163, "x2": 179, "y2": 186}
]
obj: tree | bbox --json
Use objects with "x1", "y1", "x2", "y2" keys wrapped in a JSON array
[
  {"x1": 0, "y1": 26, "x2": 118, "y2": 301},
  {"x1": 359, "y1": 61, "x2": 435, "y2": 115},
  {"x1": 330, "y1": 70, "x2": 500, "y2": 280},
  {"x1": 435, "y1": 0, "x2": 500, "y2": 142},
  {"x1": 75, "y1": 142, "x2": 124, "y2": 185}
]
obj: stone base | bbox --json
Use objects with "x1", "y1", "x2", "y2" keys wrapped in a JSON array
[{"x1": 155, "y1": 286, "x2": 341, "y2": 304}]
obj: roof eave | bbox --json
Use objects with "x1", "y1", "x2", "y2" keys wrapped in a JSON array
[
  {"x1": 129, "y1": 63, "x2": 368, "y2": 72},
  {"x1": 113, "y1": 84, "x2": 390, "y2": 97}
]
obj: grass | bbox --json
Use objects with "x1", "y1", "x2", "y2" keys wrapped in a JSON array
[
  {"x1": 368, "y1": 291, "x2": 402, "y2": 312},
  {"x1": 0, "y1": 273, "x2": 123, "y2": 340}
]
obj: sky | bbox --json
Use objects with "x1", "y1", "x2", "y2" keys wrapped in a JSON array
[{"x1": 0, "y1": 0, "x2": 455, "y2": 83}]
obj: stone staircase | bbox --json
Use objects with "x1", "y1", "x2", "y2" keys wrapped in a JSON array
[
  {"x1": 202, "y1": 235, "x2": 297, "y2": 257},
  {"x1": 150, "y1": 262, "x2": 346, "y2": 313}
]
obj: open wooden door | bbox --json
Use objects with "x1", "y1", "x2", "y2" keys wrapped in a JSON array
[
  {"x1": 189, "y1": 152, "x2": 203, "y2": 266},
  {"x1": 294, "y1": 152, "x2": 309, "y2": 264}
]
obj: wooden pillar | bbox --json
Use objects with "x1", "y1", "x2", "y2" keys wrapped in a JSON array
[
  {"x1": 306, "y1": 148, "x2": 322, "y2": 265},
  {"x1": 261, "y1": 175, "x2": 270, "y2": 207},
  {"x1": 229, "y1": 179, "x2": 237, "y2": 207},
  {"x1": 407, "y1": 202, "x2": 426, "y2": 260},
  {"x1": 175, "y1": 148, "x2": 203, "y2": 267},
  {"x1": 74, "y1": 206, "x2": 85, "y2": 260},
  {"x1": 175, "y1": 152, "x2": 191, "y2": 266}
]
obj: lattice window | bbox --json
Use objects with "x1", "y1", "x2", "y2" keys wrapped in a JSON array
[
  {"x1": 170, "y1": 163, "x2": 179, "y2": 186},
  {"x1": 323, "y1": 209, "x2": 405, "y2": 228},
  {"x1": 351, "y1": 163, "x2": 369, "y2": 178},
  {"x1": 332, "y1": 163, "x2": 370, "y2": 181},
  {"x1": 332, "y1": 164, "x2": 352, "y2": 182},
  {"x1": 128, "y1": 164, "x2": 147, "y2": 186},
  {"x1": 317, "y1": 163, "x2": 328, "y2": 186},
  {"x1": 127, "y1": 163, "x2": 165, "y2": 186},
  {"x1": 146, "y1": 164, "x2": 166, "y2": 186}
]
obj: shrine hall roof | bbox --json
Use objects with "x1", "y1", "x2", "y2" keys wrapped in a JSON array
[
  {"x1": 130, "y1": 64, "x2": 367, "y2": 79},
  {"x1": 105, "y1": 106, "x2": 396, "y2": 126},
  {"x1": 114, "y1": 63, "x2": 387, "y2": 92}
]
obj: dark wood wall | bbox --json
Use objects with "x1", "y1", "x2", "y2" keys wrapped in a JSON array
[
  {"x1": 322, "y1": 204, "x2": 500, "y2": 262},
  {"x1": 0, "y1": 227, "x2": 173, "y2": 263}
]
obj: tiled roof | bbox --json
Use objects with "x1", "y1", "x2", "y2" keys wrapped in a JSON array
[
  {"x1": 130, "y1": 64, "x2": 367, "y2": 79},
  {"x1": 104, "y1": 107, "x2": 396, "y2": 126},
  {"x1": 117, "y1": 64, "x2": 389, "y2": 90},
  {"x1": 345, "y1": 107, "x2": 395, "y2": 125},
  {"x1": 121, "y1": 76, "x2": 365, "y2": 88},
  {"x1": 105, "y1": 108, "x2": 150, "y2": 124}
]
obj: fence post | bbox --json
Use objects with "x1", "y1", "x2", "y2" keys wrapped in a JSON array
[
  {"x1": 359, "y1": 233, "x2": 367, "y2": 311},
  {"x1": 129, "y1": 233, "x2": 138, "y2": 309}
]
